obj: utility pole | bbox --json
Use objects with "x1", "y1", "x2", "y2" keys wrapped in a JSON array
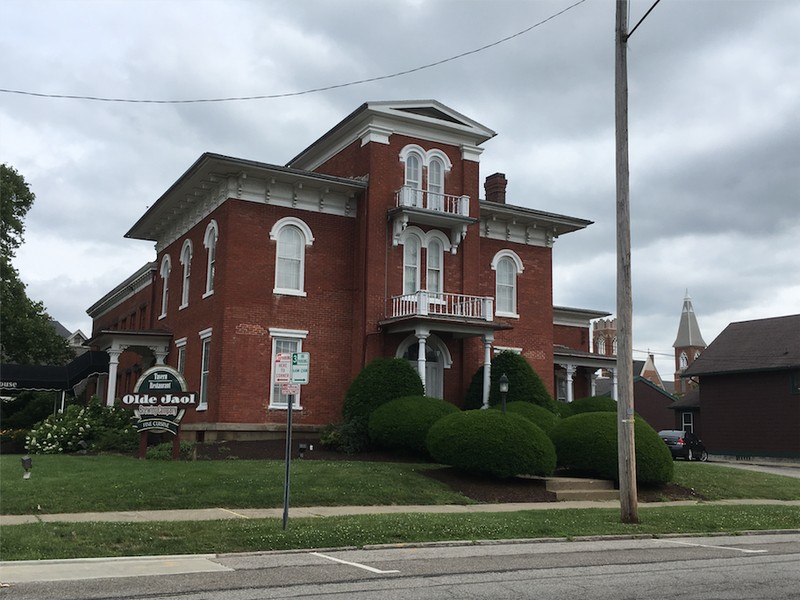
[{"x1": 615, "y1": 0, "x2": 639, "y2": 524}]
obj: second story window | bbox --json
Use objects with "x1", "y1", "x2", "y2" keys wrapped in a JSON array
[
  {"x1": 403, "y1": 234, "x2": 421, "y2": 295},
  {"x1": 203, "y1": 220, "x2": 218, "y2": 297},
  {"x1": 159, "y1": 254, "x2": 171, "y2": 319},
  {"x1": 180, "y1": 239, "x2": 192, "y2": 309},
  {"x1": 427, "y1": 237, "x2": 443, "y2": 296},
  {"x1": 270, "y1": 217, "x2": 314, "y2": 296},
  {"x1": 492, "y1": 250, "x2": 523, "y2": 318}
]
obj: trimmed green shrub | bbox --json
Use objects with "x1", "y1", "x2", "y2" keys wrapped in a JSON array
[
  {"x1": 427, "y1": 410, "x2": 556, "y2": 478},
  {"x1": 493, "y1": 401, "x2": 560, "y2": 436},
  {"x1": 146, "y1": 441, "x2": 196, "y2": 460},
  {"x1": 368, "y1": 396, "x2": 459, "y2": 457},
  {"x1": 463, "y1": 351, "x2": 556, "y2": 412},
  {"x1": 559, "y1": 395, "x2": 617, "y2": 418},
  {"x1": 319, "y1": 419, "x2": 370, "y2": 454},
  {"x1": 551, "y1": 412, "x2": 673, "y2": 484},
  {"x1": 340, "y1": 358, "x2": 424, "y2": 451}
]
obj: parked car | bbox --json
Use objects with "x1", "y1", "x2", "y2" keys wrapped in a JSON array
[{"x1": 658, "y1": 429, "x2": 708, "y2": 461}]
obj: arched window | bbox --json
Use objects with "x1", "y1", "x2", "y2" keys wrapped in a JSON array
[
  {"x1": 270, "y1": 217, "x2": 314, "y2": 296},
  {"x1": 491, "y1": 250, "x2": 523, "y2": 317},
  {"x1": 428, "y1": 157, "x2": 444, "y2": 211},
  {"x1": 597, "y1": 336, "x2": 606, "y2": 355},
  {"x1": 179, "y1": 240, "x2": 192, "y2": 309},
  {"x1": 426, "y1": 238, "x2": 443, "y2": 296},
  {"x1": 612, "y1": 337, "x2": 618, "y2": 355},
  {"x1": 203, "y1": 220, "x2": 218, "y2": 297},
  {"x1": 403, "y1": 234, "x2": 421, "y2": 295},
  {"x1": 404, "y1": 152, "x2": 423, "y2": 207},
  {"x1": 679, "y1": 351, "x2": 688, "y2": 370},
  {"x1": 159, "y1": 254, "x2": 171, "y2": 318}
]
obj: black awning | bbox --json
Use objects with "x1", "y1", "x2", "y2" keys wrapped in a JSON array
[{"x1": 1, "y1": 352, "x2": 110, "y2": 393}]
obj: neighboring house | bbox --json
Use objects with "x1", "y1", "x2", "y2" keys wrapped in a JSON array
[
  {"x1": 49, "y1": 320, "x2": 88, "y2": 356},
  {"x1": 85, "y1": 100, "x2": 600, "y2": 442},
  {"x1": 682, "y1": 314, "x2": 800, "y2": 460},
  {"x1": 668, "y1": 388, "x2": 701, "y2": 436}
]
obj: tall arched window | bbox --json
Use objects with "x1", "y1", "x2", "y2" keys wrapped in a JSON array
[
  {"x1": 428, "y1": 157, "x2": 444, "y2": 211},
  {"x1": 203, "y1": 220, "x2": 218, "y2": 297},
  {"x1": 427, "y1": 237, "x2": 443, "y2": 296},
  {"x1": 403, "y1": 234, "x2": 421, "y2": 295},
  {"x1": 404, "y1": 152, "x2": 423, "y2": 207},
  {"x1": 491, "y1": 250, "x2": 523, "y2": 318},
  {"x1": 679, "y1": 351, "x2": 688, "y2": 370},
  {"x1": 159, "y1": 254, "x2": 171, "y2": 318},
  {"x1": 597, "y1": 336, "x2": 606, "y2": 354},
  {"x1": 270, "y1": 217, "x2": 314, "y2": 296},
  {"x1": 179, "y1": 240, "x2": 192, "y2": 309}
]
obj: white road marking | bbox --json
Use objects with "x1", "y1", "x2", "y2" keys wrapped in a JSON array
[
  {"x1": 658, "y1": 539, "x2": 767, "y2": 554},
  {"x1": 311, "y1": 552, "x2": 400, "y2": 574}
]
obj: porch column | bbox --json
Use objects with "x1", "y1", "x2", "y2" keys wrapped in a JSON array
[
  {"x1": 151, "y1": 344, "x2": 169, "y2": 365},
  {"x1": 565, "y1": 364, "x2": 576, "y2": 403},
  {"x1": 105, "y1": 349, "x2": 122, "y2": 407},
  {"x1": 416, "y1": 329, "x2": 430, "y2": 393},
  {"x1": 481, "y1": 333, "x2": 494, "y2": 409},
  {"x1": 611, "y1": 367, "x2": 618, "y2": 400},
  {"x1": 590, "y1": 371, "x2": 598, "y2": 396}
]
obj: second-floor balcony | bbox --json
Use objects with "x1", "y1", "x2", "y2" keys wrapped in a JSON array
[
  {"x1": 390, "y1": 186, "x2": 477, "y2": 252},
  {"x1": 389, "y1": 290, "x2": 494, "y2": 322}
]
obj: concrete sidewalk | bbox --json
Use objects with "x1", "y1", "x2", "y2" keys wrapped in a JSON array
[{"x1": 3, "y1": 498, "x2": 800, "y2": 526}]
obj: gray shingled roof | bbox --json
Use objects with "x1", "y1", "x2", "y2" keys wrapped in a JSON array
[{"x1": 683, "y1": 314, "x2": 800, "y2": 376}]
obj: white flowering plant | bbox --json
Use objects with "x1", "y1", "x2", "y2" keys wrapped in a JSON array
[{"x1": 26, "y1": 398, "x2": 137, "y2": 454}]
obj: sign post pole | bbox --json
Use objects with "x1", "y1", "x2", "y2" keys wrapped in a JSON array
[
  {"x1": 280, "y1": 352, "x2": 310, "y2": 530},
  {"x1": 282, "y1": 393, "x2": 293, "y2": 531}
]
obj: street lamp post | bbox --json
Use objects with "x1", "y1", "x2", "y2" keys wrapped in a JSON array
[{"x1": 499, "y1": 373, "x2": 509, "y2": 414}]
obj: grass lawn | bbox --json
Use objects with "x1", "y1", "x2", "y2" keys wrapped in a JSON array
[{"x1": 1, "y1": 455, "x2": 799, "y2": 561}]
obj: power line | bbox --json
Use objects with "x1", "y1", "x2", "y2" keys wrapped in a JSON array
[{"x1": 0, "y1": 0, "x2": 589, "y2": 105}]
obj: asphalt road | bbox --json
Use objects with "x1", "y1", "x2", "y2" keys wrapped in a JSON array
[{"x1": 3, "y1": 532, "x2": 799, "y2": 599}]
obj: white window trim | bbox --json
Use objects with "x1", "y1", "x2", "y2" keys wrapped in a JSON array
[
  {"x1": 203, "y1": 220, "x2": 218, "y2": 299},
  {"x1": 491, "y1": 249, "x2": 524, "y2": 319},
  {"x1": 268, "y1": 328, "x2": 308, "y2": 410},
  {"x1": 270, "y1": 217, "x2": 314, "y2": 297},
  {"x1": 179, "y1": 239, "x2": 193, "y2": 310},
  {"x1": 197, "y1": 327, "x2": 212, "y2": 411},
  {"x1": 493, "y1": 346, "x2": 522, "y2": 355},
  {"x1": 174, "y1": 337, "x2": 187, "y2": 374},
  {"x1": 401, "y1": 229, "x2": 423, "y2": 295},
  {"x1": 159, "y1": 254, "x2": 171, "y2": 320}
]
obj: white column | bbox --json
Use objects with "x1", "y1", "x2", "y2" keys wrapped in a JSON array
[
  {"x1": 152, "y1": 344, "x2": 169, "y2": 365},
  {"x1": 105, "y1": 349, "x2": 122, "y2": 407},
  {"x1": 416, "y1": 330, "x2": 429, "y2": 393},
  {"x1": 481, "y1": 333, "x2": 494, "y2": 409},
  {"x1": 565, "y1": 364, "x2": 576, "y2": 404},
  {"x1": 611, "y1": 367, "x2": 619, "y2": 400},
  {"x1": 590, "y1": 371, "x2": 598, "y2": 396}
]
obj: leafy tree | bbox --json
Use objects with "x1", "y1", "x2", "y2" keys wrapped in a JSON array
[{"x1": 0, "y1": 164, "x2": 71, "y2": 365}]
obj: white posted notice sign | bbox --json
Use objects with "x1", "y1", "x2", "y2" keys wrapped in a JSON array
[{"x1": 274, "y1": 353, "x2": 292, "y2": 383}]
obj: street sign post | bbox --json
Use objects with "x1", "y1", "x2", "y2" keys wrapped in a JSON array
[{"x1": 281, "y1": 352, "x2": 310, "y2": 530}]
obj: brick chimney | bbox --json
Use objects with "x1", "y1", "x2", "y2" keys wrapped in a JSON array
[{"x1": 484, "y1": 173, "x2": 507, "y2": 204}]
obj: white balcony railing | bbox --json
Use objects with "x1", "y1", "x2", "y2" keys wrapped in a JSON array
[
  {"x1": 390, "y1": 291, "x2": 494, "y2": 321},
  {"x1": 396, "y1": 186, "x2": 470, "y2": 217}
]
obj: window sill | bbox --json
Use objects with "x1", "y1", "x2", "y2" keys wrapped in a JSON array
[
  {"x1": 202, "y1": 290, "x2": 214, "y2": 299},
  {"x1": 268, "y1": 404, "x2": 303, "y2": 411},
  {"x1": 495, "y1": 311, "x2": 520, "y2": 319},
  {"x1": 158, "y1": 313, "x2": 167, "y2": 320},
  {"x1": 196, "y1": 404, "x2": 208, "y2": 412},
  {"x1": 273, "y1": 288, "x2": 307, "y2": 297},
  {"x1": 179, "y1": 303, "x2": 188, "y2": 311}
]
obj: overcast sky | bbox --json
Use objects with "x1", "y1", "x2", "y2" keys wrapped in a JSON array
[{"x1": 2, "y1": 0, "x2": 798, "y2": 380}]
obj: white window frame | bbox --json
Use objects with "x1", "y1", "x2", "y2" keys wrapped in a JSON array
[
  {"x1": 159, "y1": 254, "x2": 171, "y2": 319},
  {"x1": 269, "y1": 328, "x2": 308, "y2": 410},
  {"x1": 491, "y1": 250, "x2": 523, "y2": 318},
  {"x1": 179, "y1": 239, "x2": 192, "y2": 309},
  {"x1": 679, "y1": 351, "x2": 689, "y2": 370},
  {"x1": 270, "y1": 217, "x2": 314, "y2": 297},
  {"x1": 175, "y1": 337, "x2": 187, "y2": 374},
  {"x1": 427, "y1": 156, "x2": 445, "y2": 211},
  {"x1": 203, "y1": 220, "x2": 218, "y2": 298},
  {"x1": 682, "y1": 411, "x2": 694, "y2": 433},
  {"x1": 402, "y1": 232, "x2": 422, "y2": 295},
  {"x1": 197, "y1": 327, "x2": 212, "y2": 411}
]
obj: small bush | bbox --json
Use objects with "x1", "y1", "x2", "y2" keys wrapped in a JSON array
[
  {"x1": 463, "y1": 351, "x2": 556, "y2": 412},
  {"x1": 368, "y1": 396, "x2": 459, "y2": 457},
  {"x1": 551, "y1": 412, "x2": 673, "y2": 484},
  {"x1": 493, "y1": 401, "x2": 560, "y2": 436},
  {"x1": 559, "y1": 395, "x2": 617, "y2": 418},
  {"x1": 427, "y1": 410, "x2": 556, "y2": 478},
  {"x1": 145, "y1": 441, "x2": 196, "y2": 460},
  {"x1": 319, "y1": 419, "x2": 370, "y2": 454}
]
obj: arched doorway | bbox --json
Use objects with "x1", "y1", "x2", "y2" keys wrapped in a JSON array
[{"x1": 397, "y1": 334, "x2": 451, "y2": 399}]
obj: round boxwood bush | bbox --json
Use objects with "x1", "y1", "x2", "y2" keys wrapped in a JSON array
[
  {"x1": 551, "y1": 412, "x2": 673, "y2": 484},
  {"x1": 464, "y1": 351, "x2": 557, "y2": 412},
  {"x1": 368, "y1": 396, "x2": 459, "y2": 457},
  {"x1": 426, "y1": 410, "x2": 556, "y2": 478},
  {"x1": 492, "y1": 401, "x2": 560, "y2": 436},
  {"x1": 342, "y1": 358, "x2": 424, "y2": 423},
  {"x1": 559, "y1": 395, "x2": 617, "y2": 418}
]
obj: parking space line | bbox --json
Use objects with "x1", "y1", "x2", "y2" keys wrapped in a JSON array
[
  {"x1": 311, "y1": 552, "x2": 400, "y2": 574},
  {"x1": 657, "y1": 540, "x2": 767, "y2": 554}
]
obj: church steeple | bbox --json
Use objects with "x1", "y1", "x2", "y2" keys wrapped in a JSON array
[{"x1": 673, "y1": 291, "x2": 706, "y2": 394}]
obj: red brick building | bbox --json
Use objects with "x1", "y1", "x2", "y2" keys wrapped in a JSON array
[{"x1": 86, "y1": 100, "x2": 603, "y2": 441}]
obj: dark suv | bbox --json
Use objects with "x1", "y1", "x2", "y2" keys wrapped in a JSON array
[{"x1": 658, "y1": 430, "x2": 708, "y2": 461}]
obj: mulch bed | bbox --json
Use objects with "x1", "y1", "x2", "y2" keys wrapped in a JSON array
[{"x1": 194, "y1": 439, "x2": 700, "y2": 504}]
